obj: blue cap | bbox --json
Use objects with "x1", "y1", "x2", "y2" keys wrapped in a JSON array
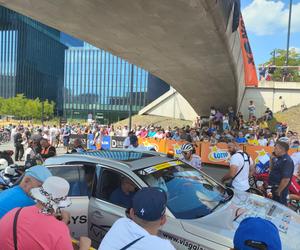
[
  {"x1": 25, "y1": 165, "x2": 52, "y2": 183},
  {"x1": 132, "y1": 187, "x2": 167, "y2": 221},
  {"x1": 234, "y1": 217, "x2": 282, "y2": 250}
]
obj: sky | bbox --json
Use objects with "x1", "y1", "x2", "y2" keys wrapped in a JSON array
[{"x1": 241, "y1": 0, "x2": 300, "y2": 65}]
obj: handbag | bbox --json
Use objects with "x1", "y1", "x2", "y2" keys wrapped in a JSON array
[
  {"x1": 120, "y1": 236, "x2": 145, "y2": 250},
  {"x1": 13, "y1": 207, "x2": 23, "y2": 250}
]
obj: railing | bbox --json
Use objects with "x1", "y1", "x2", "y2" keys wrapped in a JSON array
[{"x1": 257, "y1": 65, "x2": 300, "y2": 82}]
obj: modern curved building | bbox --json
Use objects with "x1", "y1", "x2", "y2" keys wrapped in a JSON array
[
  {"x1": 63, "y1": 41, "x2": 170, "y2": 122},
  {"x1": 0, "y1": 6, "x2": 66, "y2": 113},
  {"x1": 0, "y1": 6, "x2": 170, "y2": 122}
]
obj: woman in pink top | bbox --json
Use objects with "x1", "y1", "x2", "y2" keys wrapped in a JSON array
[{"x1": 0, "y1": 176, "x2": 91, "y2": 250}]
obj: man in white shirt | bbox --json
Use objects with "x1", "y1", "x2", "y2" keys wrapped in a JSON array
[
  {"x1": 291, "y1": 151, "x2": 300, "y2": 175},
  {"x1": 221, "y1": 141, "x2": 254, "y2": 191},
  {"x1": 99, "y1": 187, "x2": 175, "y2": 250},
  {"x1": 122, "y1": 125, "x2": 129, "y2": 137},
  {"x1": 257, "y1": 135, "x2": 268, "y2": 146},
  {"x1": 49, "y1": 125, "x2": 58, "y2": 146},
  {"x1": 123, "y1": 131, "x2": 133, "y2": 149}
]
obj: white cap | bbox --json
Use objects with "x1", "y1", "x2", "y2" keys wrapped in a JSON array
[{"x1": 30, "y1": 176, "x2": 71, "y2": 212}]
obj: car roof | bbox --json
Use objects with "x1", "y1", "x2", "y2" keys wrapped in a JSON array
[{"x1": 44, "y1": 150, "x2": 173, "y2": 171}]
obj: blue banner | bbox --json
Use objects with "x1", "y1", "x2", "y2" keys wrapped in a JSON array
[
  {"x1": 101, "y1": 136, "x2": 111, "y2": 150},
  {"x1": 87, "y1": 133, "x2": 96, "y2": 150}
]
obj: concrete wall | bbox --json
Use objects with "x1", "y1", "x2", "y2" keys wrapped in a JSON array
[
  {"x1": 224, "y1": 5, "x2": 245, "y2": 113},
  {"x1": 0, "y1": 0, "x2": 243, "y2": 115},
  {"x1": 139, "y1": 88, "x2": 197, "y2": 121},
  {"x1": 240, "y1": 81, "x2": 300, "y2": 118}
]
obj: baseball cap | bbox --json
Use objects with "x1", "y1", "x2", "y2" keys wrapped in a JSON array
[
  {"x1": 132, "y1": 187, "x2": 167, "y2": 221},
  {"x1": 234, "y1": 217, "x2": 282, "y2": 250},
  {"x1": 25, "y1": 165, "x2": 52, "y2": 183}
]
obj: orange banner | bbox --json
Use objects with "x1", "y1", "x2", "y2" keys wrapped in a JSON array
[
  {"x1": 244, "y1": 145, "x2": 273, "y2": 166},
  {"x1": 200, "y1": 142, "x2": 231, "y2": 166},
  {"x1": 138, "y1": 138, "x2": 166, "y2": 153},
  {"x1": 239, "y1": 14, "x2": 258, "y2": 87},
  {"x1": 165, "y1": 140, "x2": 187, "y2": 158}
]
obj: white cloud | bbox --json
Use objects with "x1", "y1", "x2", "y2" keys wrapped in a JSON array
[
  {"x1": 242, "y1": 0, "x2": 300, "y2": 36},
  {"x1": 291, "y1": 47, "x2": 300, "y2": 53}
]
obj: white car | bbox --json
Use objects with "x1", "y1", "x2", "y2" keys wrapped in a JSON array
[{"x1": 45, "y1": 150, "x2": 300, "y2": 250}]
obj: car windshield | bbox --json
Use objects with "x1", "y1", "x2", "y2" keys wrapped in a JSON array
[{"x1": 135, "y1": 160, "x2": 231, "y2": 219}]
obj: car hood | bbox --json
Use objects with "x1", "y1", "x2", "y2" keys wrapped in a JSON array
[{"x1": 181, "y1": 190, "x2": 300, "y2": 249}]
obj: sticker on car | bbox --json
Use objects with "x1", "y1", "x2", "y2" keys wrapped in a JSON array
[{"x1": 144, "y1": 161, "x2": 181, "y2": 174}]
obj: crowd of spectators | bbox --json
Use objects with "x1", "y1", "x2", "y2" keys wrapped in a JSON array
[
  {"x1": 258, "y1": 64, "x2": 300, "y2": 82},
  {"x1": 3, "y1": 99, "x2": 298, "y2": 158},
  {"x1": 0, "y1": 102, "x2": 292, "y2": 250}
]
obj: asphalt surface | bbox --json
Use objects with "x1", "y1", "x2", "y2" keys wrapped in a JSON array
[{"x1": 0, "y1": 141, "x2": 229, "y2": 182}]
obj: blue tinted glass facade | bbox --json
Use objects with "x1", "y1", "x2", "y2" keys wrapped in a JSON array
[
  {"x1": 64, "y1": 42, "x2": 169, "y2": 123},
  {"x1": 0, "y1": 30, "x2": 17, "y2": 98},
  {"x1": 0, "y1": 6, "x2": 66, "y2": 113}
]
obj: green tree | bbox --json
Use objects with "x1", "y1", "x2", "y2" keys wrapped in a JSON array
[
  {"x1": 11, "y1": 94, "x2": 27, "y2": 118},
  {"x1": 263, "y1": 48, "x2": 300, "y2": 81},
  {"x1": 0, "y1": 95, "x2": 56, "y2": 120},
  {"x1": 43, "y1": 100, "x2": 55, "y2": 119},
  {"x1": 1, "y1": 98, "x2": 13, "y2": 116}
]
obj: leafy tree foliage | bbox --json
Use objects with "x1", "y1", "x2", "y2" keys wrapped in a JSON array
[
  {"x1": 0, "y1": 94, "x2": 55, "y2": 119},
  {"x1": 262, "y1": 48, "x2": 300, "y2": 82}
]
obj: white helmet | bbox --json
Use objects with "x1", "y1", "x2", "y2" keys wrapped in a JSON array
[
  {"x1": 4, "y1": 166, "x2": 17, "y2": 176},
  {"x1": 181, "y1": 143, "x2": 194, "y2": 153},
  {"x1": 278, "y1": 137, "x2": 289, "y2": 143},
  {"x1": 0, "y1": 159, "x2": 8, "y2": 170}
]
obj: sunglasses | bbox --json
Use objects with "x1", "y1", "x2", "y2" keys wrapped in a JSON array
[{"x1": 182, "y1": 152, "x2": 189, "y2": 155}]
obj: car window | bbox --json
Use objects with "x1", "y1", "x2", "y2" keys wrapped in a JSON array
[
  {"x1": 93, "y1": 168, "x2": 138, "y2": 208},
  {"x1": 49, "y1": 165, "x2": 95, "y2": 197},
  {"x1": 135, "y1": 160, "x2": 230, "y2": 219}
]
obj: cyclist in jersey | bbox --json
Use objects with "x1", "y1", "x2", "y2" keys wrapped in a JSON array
[{"x1": 179, "y1": 143, "x2": 202, "y2": 170}]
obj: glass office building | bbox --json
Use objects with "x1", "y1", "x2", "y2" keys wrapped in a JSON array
[
  {"x1": 0, "y1": 6, "x2": 66, "y2": 113},
  {"x1": 64, "y1": 42, "x2": 169, "y2": 123}
]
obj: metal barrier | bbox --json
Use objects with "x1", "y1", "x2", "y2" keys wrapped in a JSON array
[{"x1": 98, "y1": 136, "x2": 298, "y2": 167}]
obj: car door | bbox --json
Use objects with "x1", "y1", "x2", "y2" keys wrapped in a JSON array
[
  {"x1": 88, "y1": 165, "x2": 142, "y2": 248},
  {"x1": 47, "y1": 163, "x2": 96, "y2": 238}
]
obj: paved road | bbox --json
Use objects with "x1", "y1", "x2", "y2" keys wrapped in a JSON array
[{"x1": 0, "y1": 141, "x2": 228, "y2": 181}]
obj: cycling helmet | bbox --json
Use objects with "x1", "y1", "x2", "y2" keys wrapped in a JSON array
[
  {"x1": 0, "y1": 159, "x2": 8, "y2": 170},
  {"x1": 181, "y1": 143, "x2": 194, "y2": 152},
  {"x1": 278, "y1": 136, "x2": 289, "y2": 143}
]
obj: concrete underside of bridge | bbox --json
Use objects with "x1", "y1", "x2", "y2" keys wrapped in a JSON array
[{"x1": 0, "y1": 0, "x2": 242, "y2": 115}]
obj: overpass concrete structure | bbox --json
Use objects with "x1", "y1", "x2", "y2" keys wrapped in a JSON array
[{"x1": 0, "y1": 0, "x2": 245, "y2": 115}]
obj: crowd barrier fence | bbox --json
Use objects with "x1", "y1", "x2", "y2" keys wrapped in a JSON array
[{"x1": 87, "y1": 136, "x2": 299, "y2": 167}]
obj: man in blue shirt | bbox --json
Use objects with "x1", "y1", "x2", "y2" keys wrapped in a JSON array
[
  {"x1": 235, "y1": 132, "x2": 247, "y2": 144},
  {"x1": 147, "y1": 127, "x2": 157, "y2": 138},
  {"x1": 110, "y1": 177, "x2": 136, "y2": 208},
  {"x1": 269, "y1": 141, "x2": 294, "y2": 205},
  {"x1": 0, "y1": 165, "x2": 52, "y2": 218}
]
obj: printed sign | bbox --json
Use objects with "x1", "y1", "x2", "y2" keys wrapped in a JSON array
[
  {"x1": 244, "y1": 145, "x2": 273, "y2": 174},
  {"x1": 138, "y1": 138, "x2": 163, "y2": 152},
  {"x1": 101, "y1": 136, "x2": 111, "y2": 150},
  {"x1": 165, "y1": 140, "x2": 186, "y2": 158},
  {"x1": 111, "y1": 136, "x2": 126, "y2": 149},
  {"x1": 201, "y1": 143, "x2": 230, "y2": 165}
]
